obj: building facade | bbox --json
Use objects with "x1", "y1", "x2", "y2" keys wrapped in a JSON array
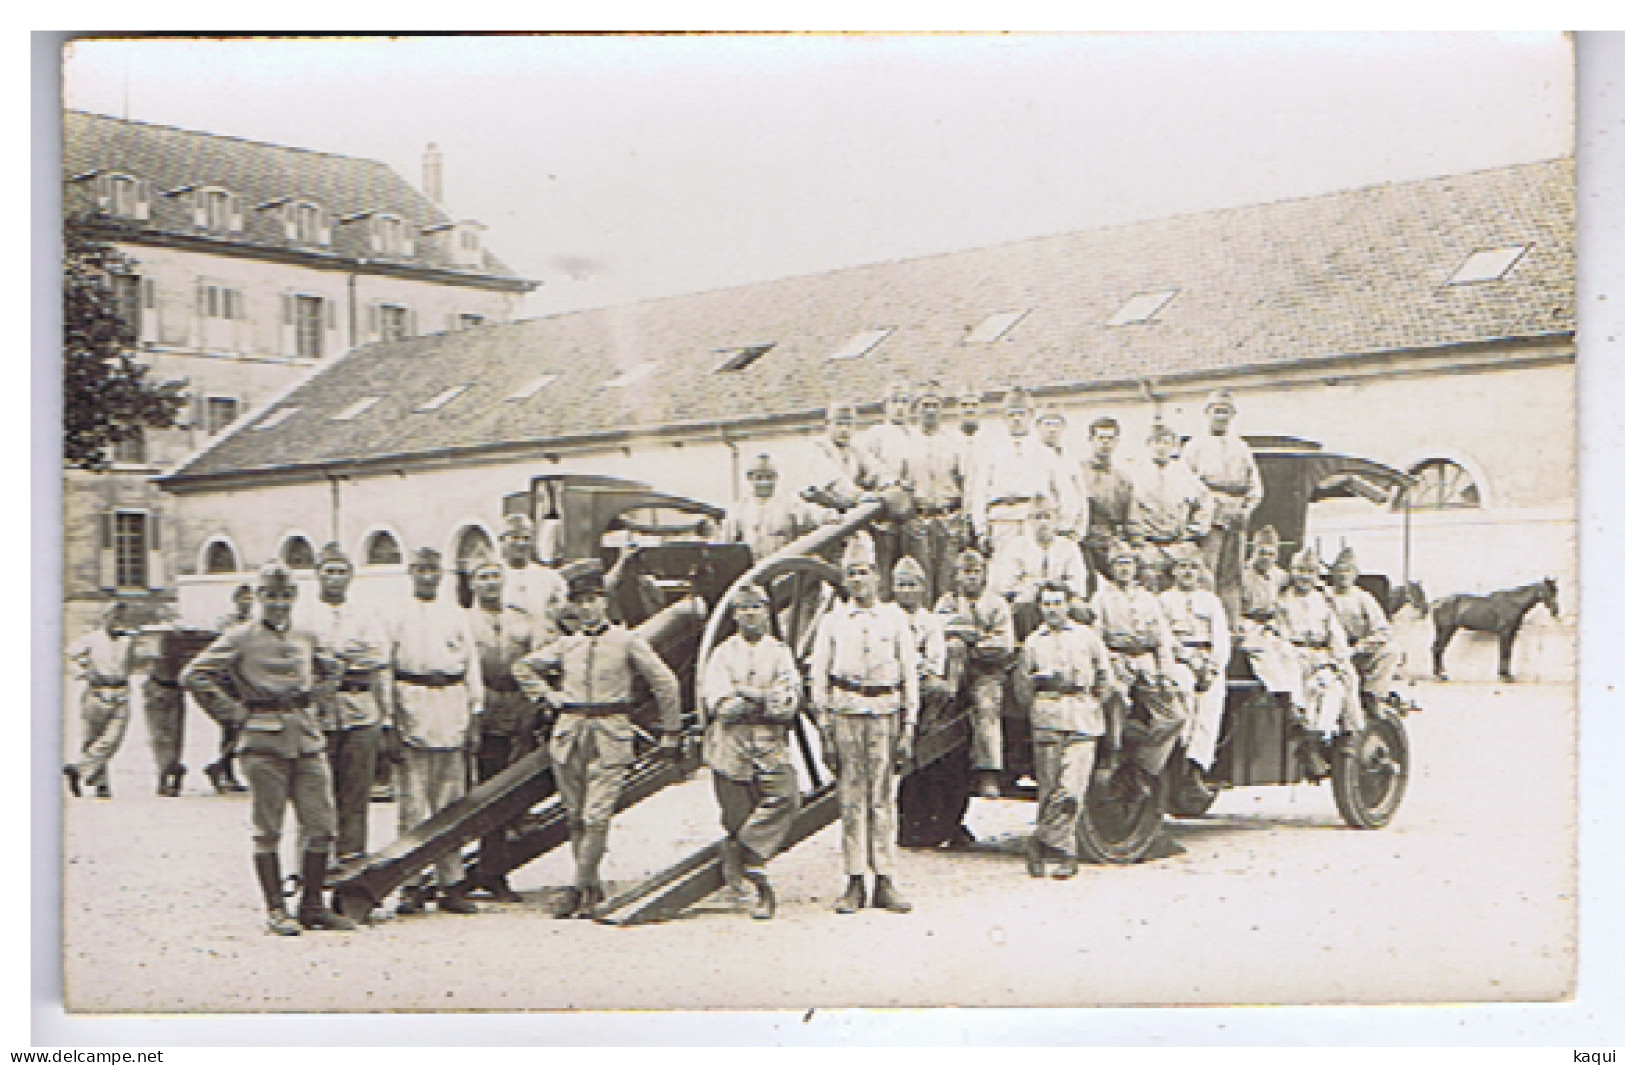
[
  {"x1": 62, "y1": 112, "x2": 536, "y2": 632},
  {"x1": 159, "y1": 160, "x2": 1576, "y2": 678}
]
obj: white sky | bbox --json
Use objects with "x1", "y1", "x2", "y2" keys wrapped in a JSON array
[{"x1": 62, "y1": 33, "x2": 1573, "y2": 318}]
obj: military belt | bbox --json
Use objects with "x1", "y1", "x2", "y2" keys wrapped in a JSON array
[
  {"x1": 914, "y1": 504, "x2": 959, "y2": 517},
  {"x1": 87, "y1": 675, "x2": 128, "y2": 689},
  {"x1": 1208, "y1": 484, "x2": 1251, "y2": 496},
  {"x1": 244, "y1": 693, "x2": 312, "y2": 712},
  {"x1": 147, "y1": 676, "x2": 181, "y2": 689},
  {"x1": 1032, "y1": 678, "x2": 1088, "y2": 695},
  {"x1": 1108, "y1": 641, "x2": 1160, "y2": 656},
  {"x1": 338, "y1": 673, "x2": 376, "y2": 693},
  {"x1": 831, "y1": 677, "x2": 900, "y2": 697},
  {"x1": 394, "y1": 669, "x2": 465, "y2": 688},
  {"x1": 559, "y1": 703, "x2": 631, "y2": 717},
  {"x1": 1293, "y1": 637, "x2": 1331, "y2": 650},
  {"x1": 1182, "y1": 640, "x2": 1214, "y2": 650},
  {"x1": 484, "y1": 675, "x2": 520, "y2": 693}
]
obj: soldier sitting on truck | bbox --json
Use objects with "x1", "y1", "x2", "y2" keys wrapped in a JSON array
[
  {"x1": 1278, "y1": 547, "x2": 1363, "y2": 778},
  {"x1": 1158, "y1": 547, "x2": 1232, "y2": 780},
  {"x1": 512, "y1": 561, "x2": 684, "y2": 919},
  {"x1": 1234, "y1": 525, "x2": 1309, "y2": 738},
  {"x1": 1326, "y1": 546, "x2": 1402, "y2": 709}
]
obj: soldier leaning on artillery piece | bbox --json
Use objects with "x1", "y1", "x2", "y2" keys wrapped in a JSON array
[{"x1": 513, "y1": 561, "x2": 684, "y2": 920}]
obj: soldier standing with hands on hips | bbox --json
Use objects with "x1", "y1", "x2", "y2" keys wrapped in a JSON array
[
  {"x1": 810, "y1": 530, "x2": 919, "y2": 915},
  {"x1": 180, "y1": 562, "x2": 356, "y2": 935}
]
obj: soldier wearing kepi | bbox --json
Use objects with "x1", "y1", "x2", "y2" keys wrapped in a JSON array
[
  {"x1": 466, "y1": 553, "x2": 545, "y2": 903},
  {"x1": 142, "y1": 619, "x2": 188, "y2": 797},
  {"x1": 513, "y1": 561, "x2": 683, "y2": 919},
  {"x1": 387, "y1": 546, "x2": 484, "y2": 917},
  {"x1": 802, "y1": 401, "x2": 883, "y2": 516},
  {"x1": 303, "y1": 542, "x2": 390, "y2": 867},
  {"x1": 1234, "y1": 525, "x2": 1307, "y2": 724},
  {"x1": 1088, "y1": 539, "x2": 1189, "y2": 800},
  {"x1": 179, "y1": 562, "x2": 356, "y2": 935},
  {"x1": 63, "y1": 602, "x2": 137, "y2": 799},
  {"x1": 973, "y1": 387, "x2": 1066, "y2": 555},
  {"x1": 936, "y1": 548, "x2": 1017, "y2": 800},
  {"x1": 893, "y1": 555, "x2": 968, "y2": 850},
  {"x1": 1326, "y1": 546, "x2": 1402, "y2": 708},
  {"x1": 810, "y1": 531, "x2": 919, "y2": 915},
  {"x1": 700, "y1": 582, "x2": 803, "y2": 920},
  {"x1": 1016, "y1": 581, "x2": 1113, "y2": 880},
  {"x1": 1182, "y1": 389, "x2": 1263, "y2": 621}
]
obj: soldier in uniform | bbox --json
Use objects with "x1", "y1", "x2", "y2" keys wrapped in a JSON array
[
  {"x1": 1158, "y1": 549, "x2": 1232, "y2": 777},
  {"x1": 464, "y1": 553, "x2": 547, "y2": 902},
  {"x1": 988, "y1": 494, "x2": 1089, "y2": 635},
  {"x1": 722, "y1": 453, "x2": 810, "y2": 561},
  {"x1": 500, "y1": 513, "x2": 566, "y2": 626},
  {"x1": 512, "y1": 562, "x2": 684, "y2": 919},
  {"x1": 142, "y1": 619, "x2": 188, "y2": 797},
  {"x1": 973, "y1": 387, "x2": 1067, "y2": 555},
  {"x1": 810, "y1": 531, "x2": 919, "y2": 914},
  {"x1": 893, "y1": 555, "x2": 969, "y2": 850},
  {"x1": 935, "y1": 547, "x2": 1016, "y2": 800},
  {"x1": 1233, "y1": 525, "x2": 1307, "y2": 723},
  {"x1": 1182, "y1": 389, "x2": 1264, "y2": 621},
  {"x1": 1016, "y1": 581, "x2": 1112, "y2": 880},
  {"x1": 801, "y1": 401, "x2": 883, "y2": 516},
  {"x1": 1326, "y1": 546, "x2": 1403, "y2": 707},
  {"x1": 387, "y1": 547, "x2": 484, "y2": 916},
  {"x1": 1082, "y1": 416, "x2": 1138, "y2": 592},
  {"x1": 1035, "y1": 409, "x2": 1088, "y2": 543},
  {"x1": 1278, "y1": 546, "x2": 1362, "y2": 776},
  {"x1": 899, "y1": 380, "x2": 967, "y2": 604},
  {"x1": 1128, "y1": 419, "x2": 1215, "y2": 592},
  {"x1": 859, "y1": 379, "x2": 916, "y2": 487},
  {"x1": 204, "y1": 584, "x2": 256, "y2": 794},
  {"x1": 1088, "y1": 539, "x2": 1190, "y2": 800},
  {"x1": 63, "y1": 602, "x2": 136, "y2": 799},
  {"x1": 179, "y1": 562, "x2": 356, "y2": 935},
  {"x1": 700, "y1": 582, "x2": 803, "y2": 920}
]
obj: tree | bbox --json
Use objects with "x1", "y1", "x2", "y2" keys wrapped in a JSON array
[{"x1": 62, "y1": 212, "x2": 185, "y2": 470}]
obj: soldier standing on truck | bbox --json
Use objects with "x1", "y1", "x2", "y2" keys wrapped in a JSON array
[
  {"x1": 302, "y1": 542, "x2": 390, "y2": 867},
  {"x1": 63, "y1": 601, "x2": 136, "y2": 799},
  {"x1": 936, "y1": 547, "x2": 1016, "y2": 802},
  {"x1": 512, "y1": 561, "x2": 684, "y2": 920},
  {"x1": 179, "y1": 562, "x2": 357, "y2": 935},
  {"x1": 810, "y1": 531, "x2": 919, "y2": 915},
  {"x1": 1182, "y1": 389, "x2": 1263, "y2": 622},
  {"x1": 1128, "y1": 419, "x2": 1214, "y2": 593},
  {"x1": 466, "y1": 553, "x2": 544, "y2": 903},
  {"x1": 387, "y1": 546, "x2": 484, "y2": 917},
  {"x1": 1035, "y1": 409, "x2": 1088, "y2": 545},
  {"x1": 1082, "y1": 416, "x2": 1138, "y2": 593},
  {"x1": 700, "y1": 581, "x2": 802, "y2": 920},
  {"x1": 1016, "y1": 581, "x2": 1112, "y2": 880}
]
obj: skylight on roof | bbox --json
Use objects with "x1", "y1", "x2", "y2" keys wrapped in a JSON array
[
  {"x1": 602, "y1": 362, "x2": 657, "y2": 388},
  {"x1": 1448, "y1": 245, "x2": 1530, "y2": 285},
  {"x1": 964, "y1": 311, "x2": 1028, "y2": 344},
  {"x1": 713, "y1": 344, "x2": 775, "y2": 373},
  {"x1": 828, "y1": 329, "x2": 893, "y2": 361},
  {"x1": 1106, "y1": 290, "x2": 1179, "y2": 326},
  {"x1": 507, "y1": 375, "x2": 560, "y2": 401},
  {"x1": 331, "y1": 396, "x2": 382, "y2": 422},
  {"x1": 415, "y1": 385, "x2": 470, "y2": 412},
  {"x1": 254, "y1": 407, "x2": 301, "y2": 431}
]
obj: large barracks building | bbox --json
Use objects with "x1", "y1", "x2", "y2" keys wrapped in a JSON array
[{"x1": 155, "y1": 158, "x2": 1576, "y2": 679}]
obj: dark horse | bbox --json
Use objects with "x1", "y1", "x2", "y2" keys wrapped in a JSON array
[{"x1": 1431, "y1": 577, "x2": 1560, "y2": 682}]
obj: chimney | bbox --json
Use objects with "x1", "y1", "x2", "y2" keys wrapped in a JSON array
[{"x1": 423, "y1": 142, "x2": 444, "y2": 204}]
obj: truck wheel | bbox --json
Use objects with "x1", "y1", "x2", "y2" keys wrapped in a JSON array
[
  {"x1": 1331, "y1": 711, "x2": 1410, "y2": 829},
  {"x1": 1165, "y1": 758, "x2": 1220, "y2": 818},
  {"x1": 1077, "y1": 765, "x2": 1166, "y2": 864},
  {"x1": 897, "y1": 744, "x2": 972, "y2": 848}
]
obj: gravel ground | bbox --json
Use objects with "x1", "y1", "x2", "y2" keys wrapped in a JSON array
[{"x1": 59, "y1": 679, "x2": 1575, "y2": 1012}]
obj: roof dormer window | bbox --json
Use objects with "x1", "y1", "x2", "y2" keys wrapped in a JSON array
[
  {"x1": 193, "y1": 186, "x2": 244, "y2": 234},
  {"x1": 100, "y1": 173, "x2": 150, "y2": 221},
  {"x1": 371, "y1": 214, "x2": 415, "y2": 257},
  {"x1": 284, "y1": 201, "x2": 331, "y2": 246}
]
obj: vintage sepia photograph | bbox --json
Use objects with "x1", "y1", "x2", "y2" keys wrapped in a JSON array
[{"x1": 51, "y1": 32, "x2": 1580, "y2": 1020}]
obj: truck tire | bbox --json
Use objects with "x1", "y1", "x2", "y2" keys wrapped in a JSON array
[
  {"x1": 1077, "y1": 765, "x2": 1166, "y2": 864},
  {"x1": 1330, "y1": 710, "x2": 1410, "y2": 829}
]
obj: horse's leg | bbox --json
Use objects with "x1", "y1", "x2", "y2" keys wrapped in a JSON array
[
  {"x1": 1432, "y1": 622, "x2": 1456, "y2": 681},
  {"x1": 1498, "y1": 620, "x2": 1523, "y2": 683}
]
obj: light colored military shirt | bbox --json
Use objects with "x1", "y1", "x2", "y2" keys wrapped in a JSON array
[
  {"x1": 1023, "y1": 621, "x2": 1112, "y2": 735},
  {"x1": 1090, "y1": 581, "x2": 1175, "y2": 657},
  {"x1": 388, "y1": 595, "x2": 484, "y2": 749},
  {"x1": 1328, "y1": 586, "x2": 1391, "y2": 647},
  {"x1": 1278, "y1": 587, "x2": 1353, "y2": 658},
  {"x1": 809, "y1": 600, "x2": 919, "y2": 721},
  {"x1": 514, "y1": 621, "x2": 682, "y2": 733},
  {"x1": 701, "y1": 631, "x2": 800, "y2": 780},
  {"x1": 973, "y1": 433, "x2": 1066, "y2": 531},
  {"x1": 804, "y1": 436, "x2": 884, "y2": 510},
  {"x1": 858, "y1": 421, "x2": 914, "y2": 488},
  {"x1": 989, "y1": 532, "x2": 1089, "y2": 604},
  {"x1": 180, "y1": 618, "x2": 340, "y2": 756},
  {"x1": 722, "y1": 493, "x2": 809, "y2": 560},
  {"x1": 1130, "y1": 457, "x2": 1215, "y2": 544},
  {"x1": 301, "y1": 596, "x2": 390, "y2": 731},
  {"x1": 1182, "y1": 431, "x2": 1263, "y2": 527},
  {"x1": 502, "y1": 562, "x2": 566, "y2": 636},
  {"x1": 67, "y1": 627, "x2": 135, "y2": 685},
  {"x1": 907, "y1": 428, "x2": 966, "y2": 513},
  {"x1": 1159, "y1": 587, "x2": 1232, "y2": 657},
  {"x1": 899, "y1": 605, "x2": 948, "y2": 681}
]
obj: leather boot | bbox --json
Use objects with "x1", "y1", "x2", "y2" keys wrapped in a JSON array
[
  {"x1": 255, "y1": 852, "x2": 300, "y2": 936},
  {"x1": 574, "y1": 882, "x2": 605, "y2": 919},
  {"x1": 395, "y1": 883, "x2": 429, "y2": 916},
  {"x1": 63, "y1": 765, "x2": 82, "y2": 798},
  {"x1": 437, "y1": 881, "x2": 479, "y2": 915},
  {"x1": 743, "y1": 869, "x2": 776, "y2": 921},
  {"x1": 1299, "y1": 734, "x2": 1330, "y2": 779},
  {"x1": 872, "y1": 875, "x2": 913, "y2": 913},
  {"x1": 1051, "y1": 850, "x2": 1080, "y2": 880},
  {"x1": 297, "y1": 849, "x2": 357, "y2": 930},
  {"x1": 205, "y1": 761, "x2": 231, "y2": 795},
  {"x1": 1025, "y1": 837, "x2": 1046, "y2": 879},
  {"x1": 720, "y1": 838, "x2": 745, "y2": 897},
  {"x1": 553, "y1": 886, "x2": 582, "y2": 919},
  {"x1": 573, "y1": 826, "x2": 609, "y2": 918},
  {"x1": 834, "y1": 875, "x2": 867, "y2": 914},
  {"x1": 485, "y1": 875, "x2": 522, "y2": 904}
]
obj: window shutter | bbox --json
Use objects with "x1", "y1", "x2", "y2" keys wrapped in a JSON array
[
  {"x1": 228, "y1": 192, "x2": 244, "y2": 233},
  {"x1": 141, "y1": 278, "x2": 155, "y2": 309},
  {"x1": 406, "y1": 307, "x2": 417, "y2": 337},
  {"x1": 134, "y1": 179, "x2": 151, "y2": 220},
  {"x1": 367, "y1": 303, "x2": 380, "y2": 341},
  {"x1": 324, "y1": 298, "x2": 337, "y2": 331},
  {"x1": 280, "y1": 293, "x2": 295, "y2": 356},
  {"x1": 282, "y1": 203, "x2": 298, "y2": 242},
  {"x1": 147, "y1": 514, "x2": 166, "y2": 589},
  {"x1": 317, "y1": 207, "x2": 331, "y2": 245},
  {"x1": 94, "y1": 174, "x2": 111, "y2": 210},
  {"x1": 191, "y1": 189, "x2": 207, "y2": 229},
  {"x1": 97, "y1": 513, "x2": 117, "y2": 590}
]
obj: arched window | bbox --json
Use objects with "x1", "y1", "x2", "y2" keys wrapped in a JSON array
[
  {"x1": 364, "y1": 530, "x2": 403, "y2": 566},
  {"x1": 1398, "y1": 459, "x2": 1482, "y2": 511},
  {"x1": 203, "y1": 539, "x2": 239, "y2": 574},
  {"x1": 453, "y1": 525, "x2": 494, "y2": 571},
  {"x1": 281, "y1": 535, "x2": 317, "y2": 570}
]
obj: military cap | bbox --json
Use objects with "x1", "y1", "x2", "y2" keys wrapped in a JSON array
[
  {"x1": 891, "y1": 555, "x2": 927, "y2": 585},
  {"x1": 410, "y1": 546, "x2": 442, "y2": 567},
  {"x1": 1205, "y1": 388, "x2": 1237, "y2": 412},
  {"x1": 317, "y1": 541, "x2": 351, "y2": 568},
  {"x1": 1003, "y1": 386, "x2": 1032, "y2": 412},
  {"x1": 468, "y1": 550, "x2": 503, "y2": 578},
  {"x1": 1250, "y1": 525, "x2": 1281, "y2": 551},
  {"x1": 746, "y1": 453, "x2": 778, "y2": 480},
  {"x1": 231, "y1": 583, "x2": 254, "y2": 601},
  {"x1": 732, "y1": 582, "x2": 770, "y2": 608},
  {"x1": 1036, "y1": 408, "x2": 1067, "y2": 427},
  {"x1": 1290, "y1": 545, "x2": 1320, "y2": 570},
  {"x1": 1333, "y1": 545, "x2": 1358, "y2": 569},
  {"x1": 256, "y1": 560, "x2": 297, "y2": 590},
  {"x1": 956, "y1": 388, "x2": 983, "y2": 409},
  {"x1": 840, "y1": 529, "x2": 877, "y2": 571},
  {"x1": 501, "y1": 513, "x2": 535, "y2": 538},
  {"x1": 827, "y1": 401, "x2": 858, "y2": 425},
  {"x1": 561, "y1": 558, "x2": 607, "y2": 600},
  {"x1": 955, "y1": 547, "x2": 987, "y2": 570}
]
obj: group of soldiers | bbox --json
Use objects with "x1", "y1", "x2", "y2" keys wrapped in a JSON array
[{"x1": 61, "y1": 379, "x2": 1407, "y2": 934}]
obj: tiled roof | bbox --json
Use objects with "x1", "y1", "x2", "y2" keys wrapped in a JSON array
[
  {"x1": 162, "y1": 158, "x2": 1574, "y2": 487},
  {"x1": 63, "y1": 110, "x2": 530, "y2": 287}
]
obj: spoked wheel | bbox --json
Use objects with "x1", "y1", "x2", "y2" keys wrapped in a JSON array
[
  {"x1": 1077, "y1": 761, "x2": 1166, "y2": 864},
  {"x1": 1331, "y1": 711, "x2": 1410, "y2": 829},
  {"x1": 1164, "y1": 756, "x2": 1221, "y2": 819}
]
